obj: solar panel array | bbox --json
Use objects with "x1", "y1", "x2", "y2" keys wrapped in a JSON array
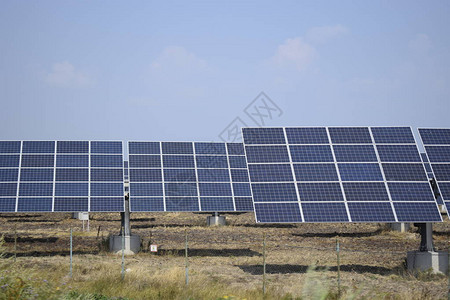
[
  {"x1": 0, "y1": 141, "x2": 125, "y2": 212},
  {"x1": 419, "y1": 128, "x2": 450, "y2": 215},
  {"x1": 242, "y1": 127, "x2": 442, "y2": 223},
  {"x1": 128, "y1": 142, "x2": 253, "y2": 212}
]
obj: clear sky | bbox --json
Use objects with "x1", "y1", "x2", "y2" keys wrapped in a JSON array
[{"x1": 1, "y1": 1, "x2": 449, "y2": 144}]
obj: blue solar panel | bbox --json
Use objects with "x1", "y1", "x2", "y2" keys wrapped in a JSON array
[
  {"x1": 388, "y1": 182, "x2": 435, "y2": 201},
  {"x1": 338, "y1": 163, "x2": 384, "y2": 181},
  {"x1": 343, "y1": 182, "x2": 389, "y2": 201},
  {"x1": 91, "y1": 197, "x2": 124, "y2": 212},
  {"x1": 128, "y1": 142, "x2": 160, "y2": 154},
  {"x1": 419, "y1": 128, "x2": 450, "y2": 145},
  {"x1": 245, "y1": 146, "x2": 290, "y2": 163},
  {"x1": 394, "y1": 202, "x2": 442, "y2": 222},
  {"x1": 91, "y1": 141, "x2": 122, "y2": 154},
  {"x1": 91, "y1": 155, "x2": 123, "y2": 168},
  {"x1": 22, "y1": 141, "x2": 55, "y2": 153},
  {"x1": 252, "y1": 183, "x2": 298, "y2": 202},
  {"x1": 232, "y1": 183, "x2": 252, "y2": 196},
  {"x1": 377, "y1": 145, "x2": 421, "y2": 162},
  {"x1": 294, "y1": 164, "x2": 338, "y2": 181},
  {"x1": 254, "y1": 203, "x2": 302, "y2": 222},
  {"x1": 333, "y1": 145, "x2": 377, "y2": 162},
  {"x1": 382, "y1": 163, "x2": 428, "y2": 181},
  {"x1": 235, "y1": 197, "x2": 253, "y2": 211},
  {"x1": 19, "y1": 183, "x2": 53, "y2": 196},
  {"x1": 164, "y1": 183, "x2": 197, "y2": 196},
  {"x1": 0, "y1": 140, "x2": 125, "y2": 212},
  {"x1": 162, "y1": 142, "x2": 193, "y2": 154},
  {"x1": 290, "y1": 145, "x2": 334, "y2": 162},
  {"x1": 285, "y1": 127, "x2": 329, "y2": 144},
  {"x1": 165, "y1": 197, "x2": 199, "y2": 211},
  {"x1": 298, "y1": 183, "x2": 344, "y2": 201},
  {"x1": 229, "y1": 156, "x2": 247, "y2": 168},
  {"x1": 302, "y1": 202, "x2": 349, "y2": 222},
  {"x1": 163, "y1": 155, "x2": 195, "y2": 168},
  {"x1": 55, "y1": 183, "x2": 89, "y2": 196},
  {"x1": 195, "y1": 156, "x2": 228, "y2": 168},
  {"x1": 128, "y1": 141, "x2": 252, "y2": 212},
  {"x1": 21, "y1": 155, "x2": 54, "y2": 167},
  {"x1": 371, "y1": 127, "x2": 415, "y2": 144},
  {"x1": 328, "y1": 127, "x2": 372, "y2": 144},
  {"x1": 0, "y1": 198, "x2": 16, "y2": 212},
  {"x1": 0, "y1": 183, "x2": 17, "y2": 196},
  {"x1": 198, "y1": 183, "x2": 232, "y2": 196},
  {"x1": 200, "y1": 197, "x2": 234, "y2": 211},
  {"x1": 0, "y1": 141, "x2": 21, "y2": 153},
  {"x1": 348, "y1": 202, "x2": 396, "y2": 222},
  {"x1": 54, "y1": 197, "x2": 89, "y2": 212},
  {"x1": 130, "y1": 197, "x2": 164, "y2": 211},
  {"x1": 198, "y1": 169, "x2": 230, "y2": 182},
  {"x1": 244, "y1": 127, "x2": 441, "y2": 223},
  {"x1": 56, "y1": 155, "x2": 89, "y2": 167},
  {"x1": 424, "y1": 146, "x2": 450, "y2": 163},
  {"x1": 419, "y1": 129, "x2": 450, "y2": 217},
  {"x1": 57, "y1": 141, "x2": 89, "y2": 153},
  {"x1": 0, "y1": 155, "x2": 20, "y2": 167},
  {"x1": 131, "y1": 183, "x2": 164, "y2": 196},
  {"x1": 128, "y1": 155, "x2": 161, "y2": 168},
  {"x1": 249, "y1": 164, "x2": 293, "y2": 182},
  {"x1": 227, "y1": 143, "x2": 245, "y2": 155},
  {"x1": 242, "y1": 128, "x2": 286, "y2": 144},
  {"x1": 195, "y1": 142, "x2": 226, "y2": 154}
]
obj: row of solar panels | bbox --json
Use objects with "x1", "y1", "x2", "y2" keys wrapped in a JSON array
[{"x1": 0, "y1": 127, "x2": 448, "y2": 224}]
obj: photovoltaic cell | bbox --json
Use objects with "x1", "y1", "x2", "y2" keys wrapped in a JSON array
[{"x1": 243, "y1": 127, "x2": 441, "y2": 223}]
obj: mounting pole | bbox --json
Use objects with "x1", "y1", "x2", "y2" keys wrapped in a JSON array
[{"x1": 415, "y1": 223, "x2": 434, "y2": 252}]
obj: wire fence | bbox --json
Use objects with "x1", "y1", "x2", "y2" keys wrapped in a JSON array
[{"x1": 4, "y1": 221, "x2": 450, "y2": 299}]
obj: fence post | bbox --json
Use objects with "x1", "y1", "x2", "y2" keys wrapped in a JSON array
[
  {"x1": 185, "y1": 229, "x2": 189, "y2": 285},
  {"x1": 336, "y1": 237, "x2": 341, "y2": 296},
  {"x1": 69, "y1": 227, "x2": 73, "y2": 278},
  {"x1": 121, "y1": 226, "x2": 125, "y2": 281},
  {"x1": 263, "y1": 233, "x2": 266, "y2": 297},
  {"x1": 13, "y1": 224, "x2": 17, "y2": 263}
]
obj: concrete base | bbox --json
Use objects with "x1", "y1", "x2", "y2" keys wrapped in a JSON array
[
  {"x1": 389, "y1": 223, "x2": 411, "y2": 232},
  {"x1": 109, "y1": 235, "x2": 141, "y2": 255},
  {"x1": 207, "y1": 216, "x2": 226, "y2": 226},
  {"x1": 407, "y1": 251, "x2": 448, "y2": 274}
]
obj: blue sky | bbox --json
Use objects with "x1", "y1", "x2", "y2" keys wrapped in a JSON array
[{"x1": 1, "y1": 1, "x2": 449, "y2": 143}]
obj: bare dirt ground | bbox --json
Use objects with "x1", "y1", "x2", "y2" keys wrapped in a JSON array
[{"x1": 0, "y1": 212, "x2": 449, "y2": 299}]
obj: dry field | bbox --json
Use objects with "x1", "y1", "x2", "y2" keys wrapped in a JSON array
[{"x1": 0, "y1": 212, "x2": 449, "y2": 299}]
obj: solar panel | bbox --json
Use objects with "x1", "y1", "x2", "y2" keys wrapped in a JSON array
[
  {"x1": 243, "y1": 127, "x2": 442, "y2": 223},
  {"x1": 128, "y1": 142, "x2": 253, "y2": 212},
  {"x1": 419, "y1": 128, "x2": 450, "y2": 215},
  {"x1": 0, "y1": 141, "x2": 125, "y2": 212}
]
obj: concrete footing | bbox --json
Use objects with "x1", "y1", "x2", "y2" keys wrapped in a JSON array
[
  {"x1": 389, "y1": 223, "x2": 411, "y2": 232},
  {"x1": 207, "y1": 215, "x2": 226, "y2": 226},
  {"x1": 407, "y1": 251, "x2": 448, "y2": 274},
  {"x1": 109, "y1": 235, "x2": 141, "y2": 255}
]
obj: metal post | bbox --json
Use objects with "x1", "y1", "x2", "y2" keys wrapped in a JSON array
[
  {"x1": 69, "y1": 228, "x2": 73, "y2": 278},
  {"x1": 121, "y1": 226, "x2": 125, "y2": 281},
  {"x1": 336, "y1": 238, "x2": 341, "y2": 296},
  {"x1": 263, "y1": 233, "x2": 266, "y2": 297},
  {"x1": 185, "y1": 229, "x2": 189, "y2": 285},
  {"x1": 13, "y1": 224, "x2": 17, "y2": 263}
]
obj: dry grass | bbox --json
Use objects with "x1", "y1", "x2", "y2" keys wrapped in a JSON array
[{"x1": 0, "y1": 212, "x2": 448, "y2": 299}]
